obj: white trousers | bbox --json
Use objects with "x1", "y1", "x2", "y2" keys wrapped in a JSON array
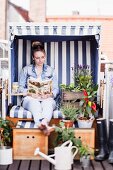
[{"x1": 22, "y1": 96, "x2": 56, "y2": 125}]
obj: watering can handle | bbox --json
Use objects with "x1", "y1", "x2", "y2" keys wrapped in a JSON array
[
  {"x1": 61, "y1": 140, "x2": 72, "y2": 147},
  {"x1": 71, "y1": 146, "x2": 78, "y2": 158}
]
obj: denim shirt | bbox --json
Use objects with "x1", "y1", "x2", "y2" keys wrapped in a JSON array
[{"x1": 18, "y1": 64, "x2": 59, "y2": 98}]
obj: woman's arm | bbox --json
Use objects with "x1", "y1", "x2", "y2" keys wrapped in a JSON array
[
  {"x1": 18, "y1": 67, "x2": 28, "y2": 94},
  {"x1": 52, "y1": 70, "x2": 59, "y2": 98}
]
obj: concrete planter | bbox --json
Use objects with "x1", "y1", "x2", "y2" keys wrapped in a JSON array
[
  {"x1": 77, "y1": 118, "x2": 94, "y2": 128},
  {"x1": 0, "y1": 146, "x2": 13, "y2": 165}
]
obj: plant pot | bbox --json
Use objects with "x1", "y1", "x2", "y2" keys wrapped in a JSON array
[
  {"x1": 77, "y1": 118, "x2": 94, "y2": 128},
  {"x1": 80, "y1": 155, "x2": 90, "y2": 168},
  {"x1": 62, "y1": 120, "x2": 74, "y2": 128},
  {"x1": 0, "y1": 146, "x2": 13, "y2": 165}
]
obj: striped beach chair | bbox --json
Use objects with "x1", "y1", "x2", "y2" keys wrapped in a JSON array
[{"x1": 4, "y1": 22, "x2": 101, "y2": 126}]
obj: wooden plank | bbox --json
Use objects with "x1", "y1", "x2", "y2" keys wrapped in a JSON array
[
  {"x1": 0, "y1": 165, "x2": 9, "y2": 170},
  {"x1": 19, "y1": 160, "x2": 30, "y2": 170},
  {"x1": 73, "y1": 160, "x2": 82, "y2": 170},
  {"x1": 102, "y1": 160, "x2": 113, "y2": 170},
  {"x1": 41, "y1": 160, "x2": 50, "y2": 170},
  {"x1": 30, "y1": 160, "x2": 40, "y2": 170},
  {"x1": 50, "y1": 164, "x2": 54, "y2": 170},
  {"x1": 8, "y1": 160, "x2": 20, "y2": 170},
  {"x1": 91, "y1": 160, "x2": 103, "y2": 170}
]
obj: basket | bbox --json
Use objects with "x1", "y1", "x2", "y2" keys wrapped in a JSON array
[{"x1": 62, "y1": 91, "x2": 83, "y2": 101}]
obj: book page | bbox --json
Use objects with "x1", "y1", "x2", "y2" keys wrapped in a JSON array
[{"x1": 28, "y1": 79, "x2": 52, "y2": 95}]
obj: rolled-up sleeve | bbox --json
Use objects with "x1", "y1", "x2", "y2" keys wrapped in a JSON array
[
  {"x1": 18, "y1": 67, "x2": 28, "y2": 93},
  {"x1": 52, "y1": 70, "x2": 59, "y2": 98}
]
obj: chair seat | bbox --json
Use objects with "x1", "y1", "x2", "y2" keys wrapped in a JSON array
[
  {"x1": 10, "y1": 105, "x2": 63, "y2": 119},
  {"x1": 16, "y1": 121, "x2": 37, "y2": 128}
]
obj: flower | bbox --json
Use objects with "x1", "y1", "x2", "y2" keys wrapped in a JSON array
[
  {"x1": 73, "y1": 65, "x2": 93, "y2": 92},
  {"x1": 72, "y1": 65, "x2": 98, "y2": 119}
]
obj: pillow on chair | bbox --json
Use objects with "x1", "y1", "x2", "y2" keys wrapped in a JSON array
[
  {"x1": 9, "y1": 105, "x2": 63, "y2": 119},
  {"x1": 10, "y1": 106, "x2": 33, "y2": 119}
]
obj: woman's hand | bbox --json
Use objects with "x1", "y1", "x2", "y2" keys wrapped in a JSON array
[
  {"x1": 41, "y1": 93, "x2": 53, "y2": 99},
  {"x1": 27, "y1": 92, "x2": 41, "y2": 99}
]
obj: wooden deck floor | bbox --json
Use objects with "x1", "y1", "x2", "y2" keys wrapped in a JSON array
[{"x1": 0, "y1": 160, "x2": 113, "y2": 170}]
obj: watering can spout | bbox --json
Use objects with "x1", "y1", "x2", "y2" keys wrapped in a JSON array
[{"x1": 34, "y1": 148, "x2": 56, "y2": 166}]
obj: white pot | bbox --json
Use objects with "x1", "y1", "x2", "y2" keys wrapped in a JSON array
[
  {"x1": 0, "y1": 146, "x2": 13, "y2": 165},
  {"x1": 77, "y1": 118, "x2": 94, "y2": 128}
]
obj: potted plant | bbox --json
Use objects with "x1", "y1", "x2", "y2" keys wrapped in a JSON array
[
  {"x1": 77, "y1": 88, "x2": 98, "y2": 128},
  {"x1": 55, "y1": 121, "x2": 82, "y2": 147},
  {"x1": 60, "y1": 83, "x2": 83, "y2": 101},
  {"x1": 55, "y1": 122, "x2": 92, "y2": 167},
  {"x1": 79, "y1": 144, "x2": 92, "y2": 168},
  {"x1": 60, "y1": 105, "x2": 79, "y2": 127},
  {"x1": 0, "y1": 118, "x2": 14, "y2": 165},
  {"x1": 73, "y1": 65, "x2": 98, "y2": 128}
]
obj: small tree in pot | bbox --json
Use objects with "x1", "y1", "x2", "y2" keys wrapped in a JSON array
[
  {"x1": 79, "y1": 144, "x2": 93, "y2": 168},
  {"x1": 61, "y1": 105, "x2": 79, "y2": 128},
  {"x1": 0, "y1": 118, "x2": 14, "y2": 165}
]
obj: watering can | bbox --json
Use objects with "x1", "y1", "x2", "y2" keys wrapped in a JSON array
[{"x1": 34, "y1": 140, "x2": 78, "y2": 170}]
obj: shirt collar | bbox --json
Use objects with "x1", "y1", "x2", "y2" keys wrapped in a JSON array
[{"x1": 32, "y1": 64, "x2": 47, "y2": 72}]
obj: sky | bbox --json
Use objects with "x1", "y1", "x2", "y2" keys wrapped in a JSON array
[{"x1": 10, "y1": 0, "x2": 113, "y2": 16}]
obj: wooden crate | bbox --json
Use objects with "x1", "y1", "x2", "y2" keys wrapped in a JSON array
[
  {"x1": 74, "y1": 128, "x2": 95, "y2": 159},
  {"x1": 74, "y1": 128, "x2": 95, "y2": 148},
  {"x1": 49, "y1": 127, "x2": 95, "y2": 154},
  {"x1": 13, "y1": 128, "x2": 48, "y2": 160}
]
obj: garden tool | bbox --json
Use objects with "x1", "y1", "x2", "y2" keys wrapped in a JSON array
[{"x1": 34, "y1": 140, "x2": 78, "y2": 170}]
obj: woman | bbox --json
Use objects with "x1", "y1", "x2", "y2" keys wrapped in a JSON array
[{"x1": 18, "y1": 41, "x2": 59, "y2": 134}]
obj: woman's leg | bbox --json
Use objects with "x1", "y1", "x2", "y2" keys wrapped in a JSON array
[
  {"x1": 22, "y1": 96, "x2": 42, "y2": 126},
  {"x1": 41, "y1": 98, "x2": 56, "y2": 123}
]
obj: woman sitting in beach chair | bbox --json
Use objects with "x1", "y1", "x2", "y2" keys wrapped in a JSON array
[{"x1": 18, "y1": 41, "x2": 59, "y2": 134}]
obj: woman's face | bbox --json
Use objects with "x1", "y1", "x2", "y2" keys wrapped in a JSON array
[{"x1": 33, "y1": 51, "x2": 46, "y2": 67}]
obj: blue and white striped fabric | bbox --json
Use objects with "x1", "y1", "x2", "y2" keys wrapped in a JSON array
[
  {"x1": 11, "y1": 40, "x2": 97, "y2": 85},
  {"x1": 16, "y1": 121, "x2": 37, "y2": 128},
  {"x1": 9, "y1": 23, "x2": 100, "y2": 105},
  {"x1": 10, "y1": 105, "x2": 63, "y2": 119},
  {"x1": 10, "y1": 106, "x2": 33, "y2": 118},
  {"x1": 9, "y1": 24, "x2": 101, "y2": 37}
]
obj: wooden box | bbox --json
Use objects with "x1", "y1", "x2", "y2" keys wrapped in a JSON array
[
  {"x1": 74, "y1": 128, "x2": 95, "y2": 159},
  {"x1": 13, "y1": 128, "x2": 48, "y2": 160},
  {"x1": 74, "y1": 128, "x2": 95, "y2": 149}
]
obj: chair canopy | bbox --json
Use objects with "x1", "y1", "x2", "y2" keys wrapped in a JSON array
[{"x1": 8, "y1": 22, "x2": 101, "y2": 104}]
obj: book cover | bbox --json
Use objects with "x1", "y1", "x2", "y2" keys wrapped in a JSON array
[{"x1": 28, "y1": 79, "x2": 52, "y2": 95}]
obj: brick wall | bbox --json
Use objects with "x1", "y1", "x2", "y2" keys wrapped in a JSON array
[
  {"x1": 0, "y1": 0, "x2": 7, "y2": 39},
  {"x1": 46, "y1": 16, "x2": 113, "y2": 61},
  {"x1": 29, "y1": 0, "x2": 46, "y2": 22}
]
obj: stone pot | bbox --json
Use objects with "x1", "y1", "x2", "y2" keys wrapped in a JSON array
[
  {"x1": 77, "y1": 118, "x2": 94, "y2": 128},
  {"x1": 0, "y1": 146, "x2": 13, "y2": 165},
  {"x1": 80, "y1": 155, "x2": 90, "y2": 168}
]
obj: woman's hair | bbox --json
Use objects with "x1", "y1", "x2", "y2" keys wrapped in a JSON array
[{"x1": 32, "y1": 41, "x2": 45, "y2": 56}]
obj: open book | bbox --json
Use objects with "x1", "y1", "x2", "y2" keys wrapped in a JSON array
[{"x1": 28, "y1": 79, "x2": 52, "y2": 95}]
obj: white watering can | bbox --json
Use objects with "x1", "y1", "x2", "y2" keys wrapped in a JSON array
[{"x1": 34, "y1": 140, "x2": 78, "y2": 170}]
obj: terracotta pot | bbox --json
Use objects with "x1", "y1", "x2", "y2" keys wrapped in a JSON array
[{"x1": 62, "y1": 120, "x2": 74, "y2": 128}]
